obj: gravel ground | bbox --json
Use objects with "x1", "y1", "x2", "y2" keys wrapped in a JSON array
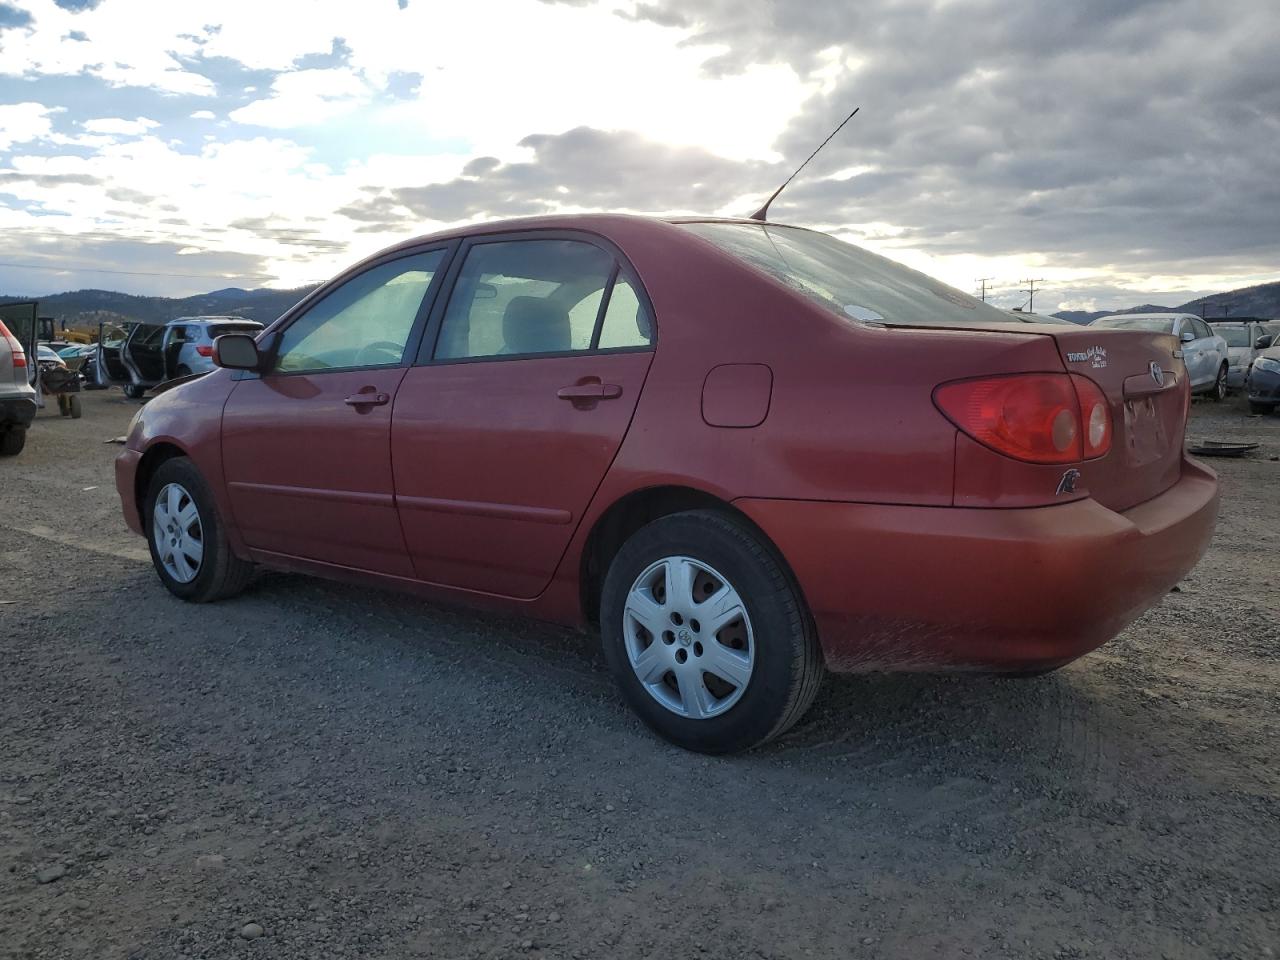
[{"x1": 2, "y1": 389, "x2": 1278, "y2": 960}]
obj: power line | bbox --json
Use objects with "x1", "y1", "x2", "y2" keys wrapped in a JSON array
[
  {"x1": 1020, "y1": 278, "x2": 1045, "y2": 313},
  {"x1": 975, "y1": 277, "x2": 994, "y2": 302}
]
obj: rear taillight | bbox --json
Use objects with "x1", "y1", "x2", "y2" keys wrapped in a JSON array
[
  {"x1": 195, "y1": 344, "x2": 213, "y2": 357},
  {"x1": 934, "y1": 373, "x2": 1112, "y2": 464},
  {"x1": 0, "y1": 320, "x2": 26, "y2": 368},
  {"x1": 1071, "y1": 374, "x2": 1112, "y2": 459}
]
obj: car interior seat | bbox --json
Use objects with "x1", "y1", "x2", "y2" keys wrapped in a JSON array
[{"x1": 502, "y1": 296, "x2": 570, "y2": 355}]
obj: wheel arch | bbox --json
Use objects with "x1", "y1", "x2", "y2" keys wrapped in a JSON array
[
  {"x1": 578, "y1": 484, "x2": 809, "y2": 627},
  {"x1": 134, "y1": 441, "x2": 190, "y2": 525}
]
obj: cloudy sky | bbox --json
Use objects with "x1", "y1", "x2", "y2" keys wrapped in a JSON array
[{"x1": 0, "y1": 0, "x2": 1275, "y2": 312}]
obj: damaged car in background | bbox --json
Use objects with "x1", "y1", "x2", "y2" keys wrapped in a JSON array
[
  {"x1": 113, "y1": 215, "x2": 1219, "y2": 753},
  {"x1": 97, "y1": 316, "x2": 264, "y2": 398}
]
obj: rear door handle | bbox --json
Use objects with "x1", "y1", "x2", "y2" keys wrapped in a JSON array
[
  {"x1": 344, "y1": 391, "x2": 390, "y2": 407},
  {"x1": 557, "y1": 381, "x2": 622, "y2": 402}
]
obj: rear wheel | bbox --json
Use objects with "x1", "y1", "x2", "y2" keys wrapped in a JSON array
[
  {"x1": 145, "y1": 457, "x2": 254, "y2": 602},
  {"x1": 1250, "y1": 401, "x2": 1276, "y2": 415},
  {"x1": 175, "y1": 365, "x2": 192, "y2": 377},
  {"x1": 123, "y1": 384, "x2": 145, "y2": 400},
  {"x1": 0, "y1": 427, "x2": 26, "y2": 456},
  {"x1": 68, "y1": 395, "x2": 82, "y2": 419},
  {"x1": 1209, "y1": 363, "x2": 1228, "y2": 401},
  {"x1": 600, "y1": 510, "x2": 823, "y2": 754}
]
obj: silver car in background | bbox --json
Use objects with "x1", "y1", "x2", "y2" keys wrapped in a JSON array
[
  {"x1": 0, "y1": 304, "x2": 38, "y2": 456},
  {"x1": 1091, "y1": 312, "x2": 1231, "y2": 400},
  {"x1": 98, "y1": 316, "x2": 264, "y2": 398},
  {"x1": 1212, "y1": 319, "x2": 1280, "y2": 389}
]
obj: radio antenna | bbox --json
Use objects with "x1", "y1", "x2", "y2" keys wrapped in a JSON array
[{"x1": 749, "y1": 106, "x2": 860, "y2": 222}]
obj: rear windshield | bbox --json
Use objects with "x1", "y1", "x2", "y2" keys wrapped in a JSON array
[
  {"x1": 1091, "y1": 316, "x2": 1175, "y2": 333},
  {"x1": 207, "y1": 323, "x2": 262, "y2": 338},
  {"x1": 678, "y1": 222, "x2": 1014, "y2": 327}
]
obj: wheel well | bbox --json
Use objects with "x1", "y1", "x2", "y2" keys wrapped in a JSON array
[
  {"x1": 134, "y1": 442, "x2": 187, "y2": 522},
  {"x1": 579, "y1": 486, "x2": 755, "y2": 625}
]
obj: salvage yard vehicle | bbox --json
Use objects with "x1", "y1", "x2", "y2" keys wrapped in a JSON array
[
  {"x1": 114, "y1": 215, "x2": 1220, "y2": 753},
  {"x1": 1091, "y1": 313, "x2": 1230, "y2": 400},
  {"x1": 1245, "y1": 336, "x2": 1280, "y2": 414},
  {"x1": 1213, "y1": 318, "x2": 1279, "y2": 390},
  {"x1": 0, "y1": 304, "x2": 38, "y2": 456},
  {"x1": 97, "y1": 317, "x2": 264, "y2": 398}
]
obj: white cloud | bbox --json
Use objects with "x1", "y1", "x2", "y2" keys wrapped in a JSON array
[
  {"x1": 83, "y1": 116, "x2": 160, "y2": 136},
  {"x1": 190, "y1": 110, "x2": 217, "y2": 120},
  {"x1": 0, "y1": 101, "x2": 62, "y2": 150},
  {"x1": 229, "y1": 68, "x2": 372, "y2": 129}
]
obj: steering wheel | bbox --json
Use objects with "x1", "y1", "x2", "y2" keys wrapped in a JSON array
[{"x1": 354, "y1": 341, "x2": 404, "y2": 366}]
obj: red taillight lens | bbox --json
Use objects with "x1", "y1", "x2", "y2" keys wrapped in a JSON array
[
  {"x1": 195, "y1": 344, "x2": 213, "y2": 357},
  {"x1": 0, "y1": 320, "x2": 26, "y2": 368},
  {"x1": 1071, "y1": 374, "x2": 1112, "y2": 459},
  {"x1": 934, "y1": 373, "x2": 1111, "y2": 464}
]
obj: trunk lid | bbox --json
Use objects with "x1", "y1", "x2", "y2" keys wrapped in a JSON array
[
  {"x1": 1049, "y1": 325, "x2": 1186, "y2": 511},
  {"x1": 888, "y1": 320, "x2": 1188, "y2": 512}
]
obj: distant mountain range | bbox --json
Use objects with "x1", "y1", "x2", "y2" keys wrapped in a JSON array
[
  {"x1": 1051, "y1": 280, "x2": 1280, "y2": 325},
  {"x1": 3, "y1": 277, "x2": 1276, "y2": 334},
  {"x1": 0, "y1": 285, "x2": 318, "y2": 334}
]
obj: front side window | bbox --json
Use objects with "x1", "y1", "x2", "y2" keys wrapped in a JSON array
[
  {"x1": 275, "y1": 250, "x2": 445, "y2": 374},
  {"x1": 433, "y1": 239, "x2": 622, "y2": 360}
]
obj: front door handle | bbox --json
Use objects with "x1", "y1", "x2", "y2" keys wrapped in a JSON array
[
  {"x1": 344, "y1": 391, "x2": 390, "y2": 407},
  {"x1": 557, "y1": 381, "x2": 623, "y2": 402}
]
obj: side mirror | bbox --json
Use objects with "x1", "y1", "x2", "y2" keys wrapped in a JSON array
[
  {"x1": 212, "y1": 334, "x2": 262, "y2": 371},
  {"x1": 1180, "y1": 330, "x2": 1196, "y2": 343},
  {"x1": 1256, "y1": 335, "x2": 1273, "y2": 349}
]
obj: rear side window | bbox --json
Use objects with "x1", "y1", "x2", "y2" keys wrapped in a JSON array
[
  {"x1": 432, "y1": 239, "x2": 648, "y2": 360},
  {"x1": 679, "y1": 222, "x2": 1013, "y2": 327}
]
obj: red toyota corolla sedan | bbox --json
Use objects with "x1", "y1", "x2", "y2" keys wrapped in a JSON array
[{"x1": 116, "y1": 214, "x2": 1218, "y2": 753}]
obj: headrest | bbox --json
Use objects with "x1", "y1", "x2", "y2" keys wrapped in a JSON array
[{"x1": 503, "y1": 296, "x2": 570, "y2": 355}]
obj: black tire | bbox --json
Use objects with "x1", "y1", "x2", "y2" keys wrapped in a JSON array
[
  {"x1": 600, "y1": 509, "x2": 823, "y2": 754},
  {"x1": 1209, "y1": 363, "x2": 1228, "y2": 401},
  {"x1": 175, "y1": 366, "x2": 192, "y2": 377},
  {"x1": 0, "y1": 427, "x2": 26, "y2": 456},
  {"x1": 1249, "y1": 401, "x2": 1275, "y2": 415},
  {"x1": 68, "y1": 395, "x2": 82, "y2": 419},
  {"x1": 123, "y1": 384, "x2": 146, "y2": 400},
  {"x1": 144, "y1": 457, "x2": 254, "y2": 603}
]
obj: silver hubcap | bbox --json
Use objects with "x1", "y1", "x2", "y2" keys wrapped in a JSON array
[
  {"x1": 623, "y1": 556, "x2": 754, "y2": 719},
  {"x1": 152, "y1": 482, "x2": 204, "y2": 583}
]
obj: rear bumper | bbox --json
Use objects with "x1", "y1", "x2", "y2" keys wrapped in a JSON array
[
  {"x1": 115, "y1": 448, "x2": 144, "y2": 535},
  {"x1": 736, "y1": 456, "x2": 1219, "y2": 672},
  {"x1": 0, "y1": 393, "x2": 37, "y2": 429}
]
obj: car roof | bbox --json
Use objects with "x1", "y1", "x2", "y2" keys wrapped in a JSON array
[
  {"x1": 166, "y1": 316, "x2": 264, "y2": 326},
  {"x1": 1097, "y1": 313, "x2": 1196, "y2": 321}
]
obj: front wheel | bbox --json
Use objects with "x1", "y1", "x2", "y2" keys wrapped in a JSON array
[
  {"x1": 600, "y1": 510, "x2": 823, "y2": 754},
  {"x1": 145, "y1": 457, "x2": 254, "y2": 602},
  {"x1": 1250, "y1": 401, "x2": 1276, "y2": 415},
  {"x1": 1209, "y1": 363, "x2": 1228, "y2": 401},
  {"x1": 123, "y1": 384, "x2": 145, "y2": 400}
]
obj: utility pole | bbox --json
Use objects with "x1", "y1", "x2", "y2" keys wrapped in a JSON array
[
  {"x1": 1020, "y1": 278, "x2": 1045, "y2": 314},
  {"x1": 975, "y1": 277, "x2": 994, "y2": 302}
]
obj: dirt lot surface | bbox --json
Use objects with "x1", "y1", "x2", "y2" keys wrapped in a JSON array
[{"x1": 2, "y1": 389, "x2": 1278, "y2": 960}]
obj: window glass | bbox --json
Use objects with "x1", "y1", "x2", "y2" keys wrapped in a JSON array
[
  {"x1": 433, "y1": 240, "x2": 615, "y2": 360},
  {"x1": 1094, "y1": 316, "x2": 1177, "y2": 334},
  {"x1": 679, "y1": 221, "x2": 1013, "y2": 328},
  {"x1": 276, "y1": 251, "x2": 444, "y2": 373},
  {"x1": 1218, "y1": 325, "x2": 1250, "y2": 347},
  {"x1": 208, "y1": 323, "x2": 262, "y2": 339},
  {"x1": 597, "y1": 276, "x2": 653, "y2": 348}
]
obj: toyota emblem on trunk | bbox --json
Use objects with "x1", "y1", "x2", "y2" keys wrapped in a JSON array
[{"x1": 1149, "y1": 362, "x2": 1165, "y2": 386}]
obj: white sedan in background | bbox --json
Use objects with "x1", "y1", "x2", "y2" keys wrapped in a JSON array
[{"x1": 1091, "y1": 313, "x2": 1230, "y2": 400}]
